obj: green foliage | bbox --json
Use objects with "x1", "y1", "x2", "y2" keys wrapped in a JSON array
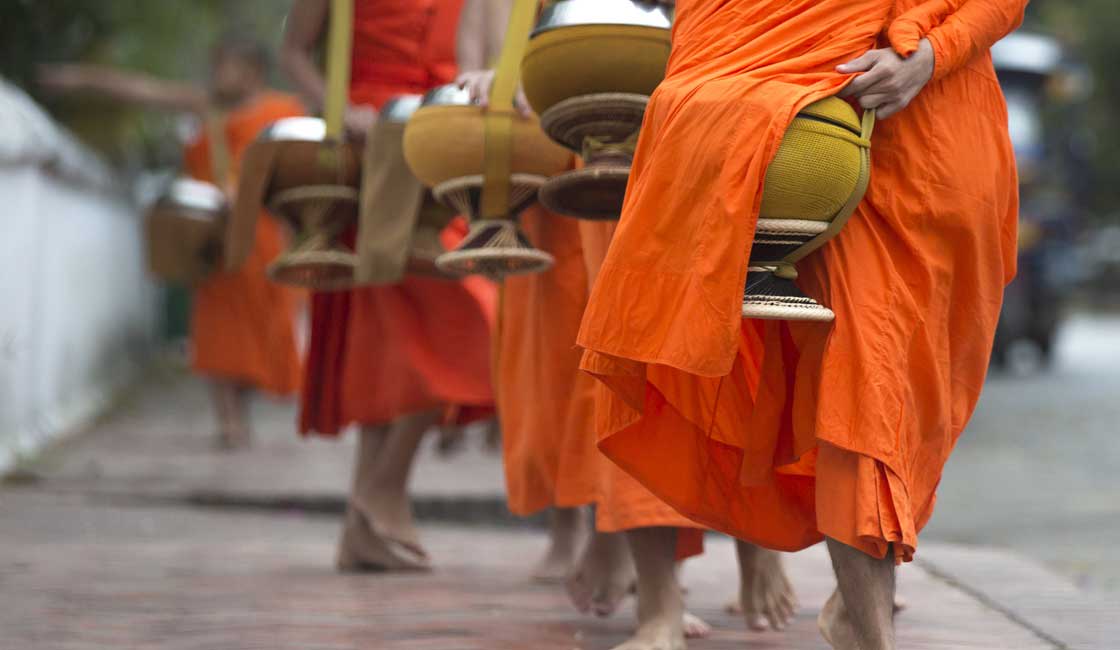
[
  {"x1": 1030, "y1": 1, "x2": 1120, "y2": 217},
  {"x1": 0, "y1": 0, "x2": 293, "y2": 167}
]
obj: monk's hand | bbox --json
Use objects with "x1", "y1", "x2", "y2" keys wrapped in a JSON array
[
  {"x1": 455, "y1": 69, "x2": 532, "y2": 117},
  {"x1": 837, "y1": 38, "x2": 934, "y2": 119},
  {"x1": 344, "y1": 104, "x2": 378, "y2": 140}
]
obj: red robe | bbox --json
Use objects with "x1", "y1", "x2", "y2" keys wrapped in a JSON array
[{"x1": 300, "y1": 0, "x2": 496, "y2": 435}]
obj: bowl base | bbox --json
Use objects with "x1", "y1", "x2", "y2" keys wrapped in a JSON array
[
  {"x1": 741, "y1": 269, "x2": 834, "y2": 322},
  {"x1": 539, "y1": 165, "x2": 630, "y2": 220},
  {"x1": 433, "y1": 174, "x2": 546, "y2": 221},
  {"x1": 268, "y1": 248, "x2": 357, "y2": 292},
  {"x1": 436, "y1": 220, "x2": 554, "y2": 279},
  {"x1": 540, "y1": 93, "x2": 649, "y2": 152}
]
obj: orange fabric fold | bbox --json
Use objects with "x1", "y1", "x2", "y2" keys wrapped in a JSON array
[
  {"x1": 185, "y1": 92, "x2": 305, "y2": 395},
  {"x1": 496, "y1": 211, "x2": 702, "y2": 558},
  {"x1": 577, "y1": 0, "x2": 1023, "y2": 561},
  {"x1": 498, "y1": 206, "x2": 600, "y2": 515}
]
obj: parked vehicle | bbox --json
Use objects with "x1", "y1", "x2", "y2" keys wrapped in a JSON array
[{"x1": 991, "y1": 32, "x2": 1088, "y2": 367}]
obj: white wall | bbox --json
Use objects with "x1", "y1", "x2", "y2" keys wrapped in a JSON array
[{"x1": 0, "y1": 80, "x2": 158, "y2": 471}]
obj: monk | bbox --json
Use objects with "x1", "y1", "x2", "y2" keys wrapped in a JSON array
[
  {"x1": 576, "y1": 0, "x2": 1025, "y2": 648},
  {"x1": 452, "y1": 0, "x2": 591, "y2": 581},
  {"x1": 466, "y1": 0, "x2": 796, "y2": 641},
  {"x1": 39, "y1": 37, "x2": 304, "y2": 450},
  {"x1": 281, "y1": 0, "x2": 496, "y2": 572}
]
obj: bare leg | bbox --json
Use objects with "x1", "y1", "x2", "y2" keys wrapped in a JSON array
[
  {"x1": 209, "y1": 379, "x2": 249, "y2": 450},
  {"x1": 232, "y1": 383, "x2": 253, "y2": 447},
  {"x1": 355, "y1": 410, "x2": 439, "y2": 549},
  {"x1": 567, "y1": 530, "x2": 636, "y2": 617},
  {"x1": 532, "y1": 506, "x2": 589, "y2": 583},
  {"x1": 610, "y1": 527, "x2": 684, "y2": 650},
  {"x1": 819, "y1": 537, "x2": 896, "y2": 650},
  {"x1": 733, "y1": 540, "x2": 798, "y2": 631},
  {"x1": 674, "y1": 563, "x2": 711, "y2": 639},
  {"x1": 336, "y1": 410, "x2": 439, "y2": 572}
]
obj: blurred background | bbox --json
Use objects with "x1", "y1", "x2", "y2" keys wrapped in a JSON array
[{"x1": 0, "y1": 0, "x2": 1117, "y2": 603}]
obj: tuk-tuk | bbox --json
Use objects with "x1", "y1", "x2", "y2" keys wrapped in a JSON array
[{"x1": 991, "y1": 32, "x2": 1087, "y2": 367}]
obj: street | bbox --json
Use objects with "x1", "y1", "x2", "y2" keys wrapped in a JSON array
[{"x1": 928, "y1": 312, "x2": 1120, "y2": 592}]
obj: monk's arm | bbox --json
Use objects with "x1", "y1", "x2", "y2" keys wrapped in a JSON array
[
  {"x1": 456, "y1": 0, "x2": 490, "y2": 73},
  {"x1": 925, "y1": 0, "x2": 1027, "y2": 81},
  {"x1": 281, "y1": 0, "x2": 375, "y2": 136},
  {"x1": 280, "y1": 0, "x2": 331, "y2": 112},
  {"x1": 454, "y1": 0, "x2": 528, "y2": 113},
  {"x1": 37, "y1": 63, "x2": 206, "y2": 114}
]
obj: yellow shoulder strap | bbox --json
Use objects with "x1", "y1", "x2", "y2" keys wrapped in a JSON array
[
  {"x1": 480, "y1": 0, "x2": 538, "y2": 220},
  {"x1": 324, "y1": 0, "x2": 354, "y2": 142},
  {"x1": 204, "y1": 108, "x2": 231, "y2": 186}
]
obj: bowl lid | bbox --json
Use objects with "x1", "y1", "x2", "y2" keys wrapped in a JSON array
[
  {"x1": 159, "y1": 178, "x2": 227, "y2": 213},
  {"x1": 382, "y1": 94, "x2": 424, "y2": 122},
  {"x1": 256, "y1": 117, "x2": 329, "y2": 143},
  {"x1": 420, "y1": 83, "x2": 478, "y2": 108},
  {"x1": 533, "y1": 0, "x2": 673, "y2": 37}
]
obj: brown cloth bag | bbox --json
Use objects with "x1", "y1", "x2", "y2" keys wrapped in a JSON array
[{"x1": 355, "y1": 119, "x2": 433, "y2": 285}]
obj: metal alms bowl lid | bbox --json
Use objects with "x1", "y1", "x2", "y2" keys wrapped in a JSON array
[
  {"x1": 533, "y1": 0, "x2": 673, "y2": 37},
  {"x1": 382, "y1": 94, "x2": 424, "y2": 122},
  {"x1": 420, "y1": 83, "x2": 478, "y2": 108},
  {"x1": 256, "y1": 116, "x2": 329, "y2": 142},
  {"x1": 159, "y1": 177, "x2": 227, "y2": 213}
]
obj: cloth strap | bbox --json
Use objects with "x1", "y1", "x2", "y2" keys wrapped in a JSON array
[
  {"x1": 480, "y1": 0, "x2": 538, "y2": 220},
  {"x1": 324, "y1": 0, "x2": 354, "y2": 141},
  {"x1": 204, "y1": 109, "x2": 231, "y2": 188}
]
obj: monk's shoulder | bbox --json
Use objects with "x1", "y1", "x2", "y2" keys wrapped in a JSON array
[{"x1": 254, "y1": 91, "x2": 306, "y2": 121}]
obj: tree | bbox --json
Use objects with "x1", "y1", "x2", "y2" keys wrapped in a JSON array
[{"x1": 0, "y1": 0, "x2": 293, "y2": 169}]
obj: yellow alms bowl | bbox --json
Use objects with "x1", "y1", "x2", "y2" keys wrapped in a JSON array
[
  {"x1": 402, "y1": 105, "x2": 571, "y2": 188},
  {"x1": 521, "y1": 24, "x2": 671, "y2": 117},
  {"x1": 760, "y1": 97, "x2": 867, "y2": 222}
]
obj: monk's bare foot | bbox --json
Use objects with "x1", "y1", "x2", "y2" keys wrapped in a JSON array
[
  {"x1": 737, "y1": 594, "x2": 905, "y2": 616},
  {"x1": 611, "y1": 619, "x2": 685, "y2": 650},
  {"x1": 214, "y1": 427, "x2": 251, "y2": 451},
  {"x1": 335, "y1": 506, "x2": 430, "y2": 573},
  {"x1": 435, "y1": 425, "x2": 466, "y2": 458},
  {"x1": 532, "y1": 507, "x2": 588, "y2": 583},
  {"x1": 360, "y1": 488, "x2": 424, "y2": 553},
  {"x1": 736, "y1": 540, "x2": 797, "y2": 631},
  {"x1": 483, "y1": 418, "x2": 502, "y2": 454},
  {"x1": 818, "y1": 589, "x2": 860, "y2": 650},
  {"x1": 681, "y1": 611, "x2": 710, "y2": 639},
  {"x1": 567, "y1": 531, "x2": 636, "y2": 617}
]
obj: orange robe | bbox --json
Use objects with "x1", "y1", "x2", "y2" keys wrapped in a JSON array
[
  {"x1": 300, "y1": 0, "x2": 496, "y2": 435},
  {"x1": 499, "y1": 207, "x2": 599, "y2": 515},
  {"x1": 577, "y1": 0, "x2": 1024, "y2": 562},
  {"x1": 496, "y1": 205, "x2": 703, "y2": 558},
  {"x1": 185, "y1": 92, "x2": 304, "y2": 396}
]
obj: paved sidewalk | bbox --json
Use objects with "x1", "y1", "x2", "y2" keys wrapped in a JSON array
[
  {"x1": 15, "y1": 370, "x2": 515, "y2": 523},
  {"x1": 3, "y1": 371, "x2": 1117, "y2": 649},
  {"x1": 2, "y1": 489, "x2": 1108, "y2": 650}
]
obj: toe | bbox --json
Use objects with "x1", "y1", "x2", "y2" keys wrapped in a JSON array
[
  {"x1": 682, "y1": 611, "x2": 711, "y2": 639},
  {"x1": 591, "y1": 579, "x2": 630, "y2": 618},
  {"x1": 566, "y1": 574, "x2": 593, "y2": 613}
]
